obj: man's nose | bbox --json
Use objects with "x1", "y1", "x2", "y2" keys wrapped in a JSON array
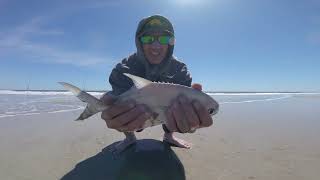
[{"x1": 151, "y1": 40, "x2": 161, "y2": 48}]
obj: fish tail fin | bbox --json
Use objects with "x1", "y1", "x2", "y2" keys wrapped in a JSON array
[
  {"x1": 75, "y1": 103, "x2": 101, "y2": 121},
  {"x1": 58, "y1": 82, "x2": 107, "y2": 121}
]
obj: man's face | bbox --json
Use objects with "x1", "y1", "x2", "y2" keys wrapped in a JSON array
[{"x1": 142, "y1": 32, "x2": 169, "y2": 64}]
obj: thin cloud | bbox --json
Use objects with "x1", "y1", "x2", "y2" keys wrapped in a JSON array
[
  {"x1": 0, "y1": 0, "x2": 9, "y2": 11},
  {"x1": 85, "y1": 0, "x2": 123, "y2": 9},
  {"x1": 306, "y1": 15, "x2": 320, "y2": 45},
  {"x1": 0, "y1": 16, "x2": 111, "y2": 66},
  {"x1": 307, "y1": 32, "x2": 320, "y2": 44},
  {"x1": 18, "y1": 42, "x2": 107, "y2": 66}
]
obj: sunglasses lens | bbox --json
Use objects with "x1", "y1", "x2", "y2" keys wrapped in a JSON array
[
  {"x1": 158, "y1": 36, "x2": 170, "y2": 45},
  {"x1": 140, "y1": 36, "x2": 154, "y2": 44},
  {"x1": 140, "y1": 35, "x2": 173, "y2": 45}
]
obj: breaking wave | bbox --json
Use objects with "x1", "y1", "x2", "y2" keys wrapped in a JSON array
[{"x1": 0, "y1": 91, "x2": 319, "y2": 118}]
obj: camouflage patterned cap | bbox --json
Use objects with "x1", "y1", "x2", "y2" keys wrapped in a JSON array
[{"x1": 139, "y1": 15, "x2": 174, "y2": 36}]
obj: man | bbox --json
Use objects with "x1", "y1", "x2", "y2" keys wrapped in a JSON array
[{"x1": 101, "y1": 15, "x2": 213, "y2": 153}]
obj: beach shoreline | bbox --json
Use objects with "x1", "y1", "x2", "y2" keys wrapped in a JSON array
[{"x1": 0, "y1": 95, "x2": 319, "y2": 179}]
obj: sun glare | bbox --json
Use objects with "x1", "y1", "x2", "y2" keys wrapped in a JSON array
[{"x1": 175, "y1": 0, "x2": 206, "y2": 6}]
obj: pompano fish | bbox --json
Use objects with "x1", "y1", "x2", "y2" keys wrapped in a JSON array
[{"x1": 58, "y1": 73, "x2": 219, "y2": 130}]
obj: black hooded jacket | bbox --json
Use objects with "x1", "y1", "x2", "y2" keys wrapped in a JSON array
[{"x1": 109, "y1": 15, "x2": 192, "y2": 96}]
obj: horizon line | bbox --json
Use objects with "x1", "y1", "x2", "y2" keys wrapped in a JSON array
[{"x1": 1, "y1": 89, "x2": 319, "y2": 93}]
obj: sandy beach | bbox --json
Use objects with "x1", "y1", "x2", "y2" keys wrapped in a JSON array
[{"x1": 0, "y1": 94, "x2": 320, "y2": 180}]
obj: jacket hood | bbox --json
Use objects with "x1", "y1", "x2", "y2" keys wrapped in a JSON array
[{"x1": 134, "y1": 15, "x2": 175, "y2": 81}]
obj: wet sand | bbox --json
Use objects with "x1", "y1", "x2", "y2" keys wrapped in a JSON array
[{"x1": 0, "y1": 95, "x2": 320, "y2": 180}]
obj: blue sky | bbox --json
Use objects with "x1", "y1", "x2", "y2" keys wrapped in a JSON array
[{"x1": 0, "y1": 0, "x2": 319, "y2": 92}]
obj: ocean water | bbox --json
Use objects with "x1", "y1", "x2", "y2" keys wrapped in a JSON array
[
  {"x1": 0, "y1": 91, "x2": 95, "y2": 118},
  {"x1": 0, "y1": 90, "x2": 319, "y2": 119}
]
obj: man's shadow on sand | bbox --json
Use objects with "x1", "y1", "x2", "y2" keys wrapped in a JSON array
[{"x1": 60, "y1": 139, "x2": 186, "y2": 180}]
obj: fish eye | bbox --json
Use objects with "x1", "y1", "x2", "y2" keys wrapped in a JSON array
[{"x1": 208, "y1": 108, "x2": 215, "y2": 115}]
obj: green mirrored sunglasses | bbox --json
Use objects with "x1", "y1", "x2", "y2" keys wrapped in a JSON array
[{"x1": 140, "y1": 35, "x2": 173, "y2": 45}]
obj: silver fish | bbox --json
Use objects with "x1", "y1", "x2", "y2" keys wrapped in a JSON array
[{"x1": 59, "y1": 73, "x2": 219, "y2": 129}]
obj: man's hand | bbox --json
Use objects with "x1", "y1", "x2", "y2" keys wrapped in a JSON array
[
  {"x1": 100, "y1": 93, "x2": 152, "y2": 132},
  {"x1": 165, "y1": 83, "x2": 213, "y2": 133}
]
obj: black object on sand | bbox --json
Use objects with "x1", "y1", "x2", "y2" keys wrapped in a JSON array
[{"x1": 61, "y1": 139, "x2": 186, "y2": 180}]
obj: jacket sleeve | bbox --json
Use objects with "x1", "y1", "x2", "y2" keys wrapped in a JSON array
[
  {"x1": 164, "y1": 60, "x2": 192, "y2": 87},
  {"x1": 108, "y1": 58, "x2": 135, "y2": 96},
  {"x1": 175, "y1": 63, "x2": 192, "y2": 87}
]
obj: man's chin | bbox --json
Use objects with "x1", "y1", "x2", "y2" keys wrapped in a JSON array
[{"x1": 148, "y1": 58, "x2": 164, "y2": 64}]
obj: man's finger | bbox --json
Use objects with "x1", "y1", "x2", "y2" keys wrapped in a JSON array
[
  {"x1": 165, "y1": 107, "x2": 178, "y2": 132},
  {"x1": 107, "y1": 104, "x2": 146, "y2": 129},
  {"x1": 172, "y1": 100, "x2": 190, "y2": 133},
  {"x1": 102, "y1": 100, "x2": 135, "y2": 120},
  {"x1": 178, "y1": 95, "x2": 200, "y2": 132},
  {"x1": 100, "y1": 93, "x2": 117, "y2": 105},
  {"x1": 191, "y1": 83, "x2": 202, "y2": 91},
  {"x1": 121, "y1": 111, "x2": 151, "y2": 131},
  {"x1": 192, "y1": 100, "x2": 213, "y2": 127}
]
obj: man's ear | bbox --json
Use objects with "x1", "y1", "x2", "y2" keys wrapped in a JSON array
[
  {"x1": 169, "y1": 37, "x2": 175, "y2": 46},
  {"x1": 192, "y1": 83, "x2": 202, "y2": 91}
]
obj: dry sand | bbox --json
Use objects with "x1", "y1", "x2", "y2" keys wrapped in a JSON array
[{"x1": 0, "y1": 96, "x2": 320, "y2": 180}]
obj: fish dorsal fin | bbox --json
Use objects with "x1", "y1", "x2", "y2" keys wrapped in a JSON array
[{"x1": 123, "y1": 73, "x2": 152, "y2": 89}]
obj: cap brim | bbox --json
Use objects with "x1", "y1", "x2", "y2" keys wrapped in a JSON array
[{"x1": 138, "y1": 29, "x2": 174, "y2": 37}]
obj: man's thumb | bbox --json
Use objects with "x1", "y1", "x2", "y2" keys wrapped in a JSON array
[
  {"x1": 100, "y1": 92, "x2": 116, "y2": 105},
  {"x1": 192, "y1": 83, "x2": 202, "y2": 91}
]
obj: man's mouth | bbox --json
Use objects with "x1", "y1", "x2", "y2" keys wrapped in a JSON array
[{"x1": 151, "y1": 50, "x2": 160, "y2": 56}]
